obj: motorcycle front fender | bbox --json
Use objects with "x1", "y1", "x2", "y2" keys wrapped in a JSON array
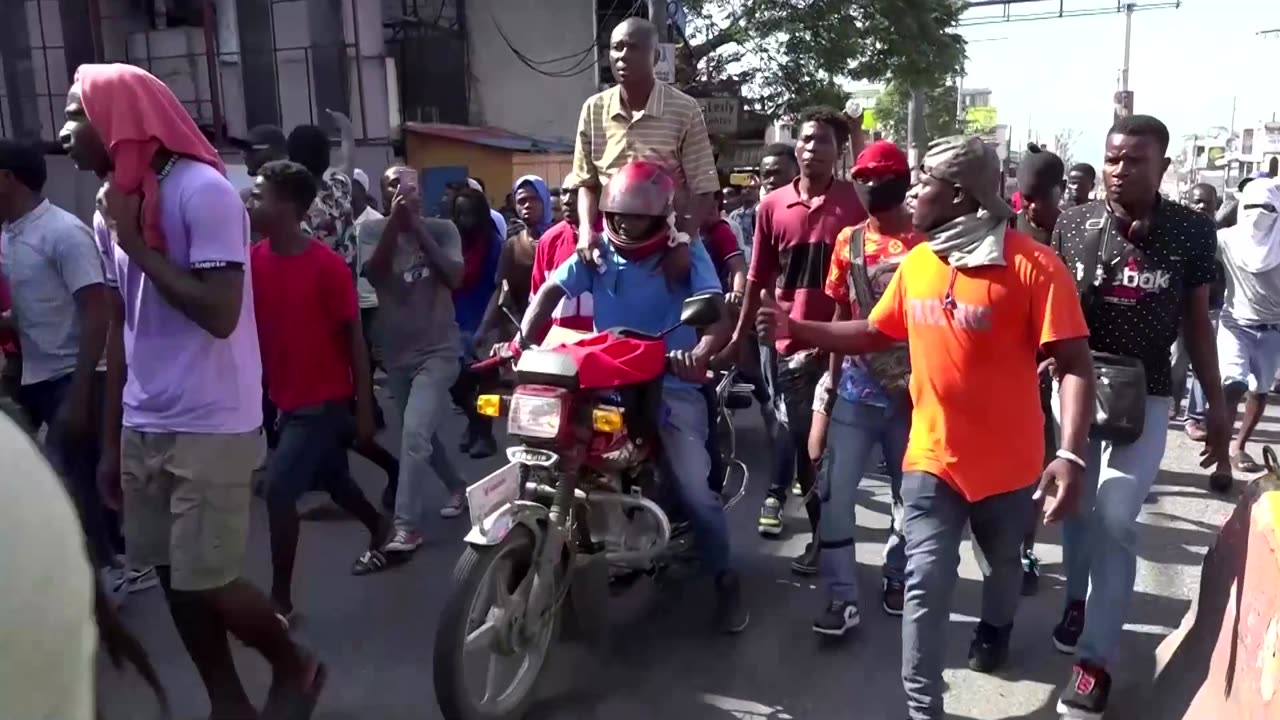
[{"x1": 463, "y1": 500, "x2": 549, "y2": 547}]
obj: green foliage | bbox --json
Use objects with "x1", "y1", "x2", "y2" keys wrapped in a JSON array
[
  {"x1": 876, "y1": 81, "x2": 963, "y2": 145},
  {"x1": 679, "y1": 0, "x2": 966, "y2": 117}
]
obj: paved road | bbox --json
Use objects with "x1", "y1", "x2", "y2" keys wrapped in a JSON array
[{"x1": 100, "y1": 394, "x2": 1265, "y2": 720}]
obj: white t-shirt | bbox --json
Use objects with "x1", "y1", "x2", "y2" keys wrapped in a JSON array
[
  {"x1": 0, "y1": 413, "x2": 95, "y2": 720},
  {"x1": 352, "y1": 205, "x2": 386, "y2": 309}
]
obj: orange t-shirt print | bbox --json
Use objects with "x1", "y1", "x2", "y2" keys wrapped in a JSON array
[{"x1": 867, "y1": 229, "x2": 1090, "y2": 502}]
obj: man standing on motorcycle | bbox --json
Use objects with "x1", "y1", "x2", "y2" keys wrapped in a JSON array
[{"x1": 515, "y1": 159, "x2": 749, "y2": 634}]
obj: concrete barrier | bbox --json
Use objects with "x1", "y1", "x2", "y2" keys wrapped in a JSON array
[{"x1": 1147, "y1": 446, "x2": 1280, "y2": 719}]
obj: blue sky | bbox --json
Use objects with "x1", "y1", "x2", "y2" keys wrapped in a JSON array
[{"x1": 959, "y1": 0, "x2": 1280, "y2": 165}]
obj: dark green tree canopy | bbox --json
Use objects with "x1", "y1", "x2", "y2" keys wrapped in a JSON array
[{"x1": 678, "y1": 0, "x2": 966, "y2": 117}]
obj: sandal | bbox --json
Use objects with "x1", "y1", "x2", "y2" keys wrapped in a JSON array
[
  {"x1": 262, "y1": 656, "x2": 327, "y2": 720},
  {"x1": 1232, "y1": 451, "x2": 1264, "y2": 474},
  {"x1": 351, "y1": 549, "x2": 389, "y2": 576}
]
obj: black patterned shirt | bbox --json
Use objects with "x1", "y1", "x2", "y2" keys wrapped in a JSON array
[{"x1": 1051, "y1": 198, "x2": 1217, "y2": 396}]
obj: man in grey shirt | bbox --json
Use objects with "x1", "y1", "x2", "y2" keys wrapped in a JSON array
[
  {"x1": 0, "y1": 140, "x2": 117, "y2": 573},
  {"x1": 1216, "y1": 177, "x2": 1280, "y2": 475},
  {"x1": 361, "y1": 165, "x2": 468, "y2": 557}
]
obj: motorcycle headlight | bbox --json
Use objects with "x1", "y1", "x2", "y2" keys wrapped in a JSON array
[{"x1": 508, "y1": 392, "x2": 563, "y2": 439}]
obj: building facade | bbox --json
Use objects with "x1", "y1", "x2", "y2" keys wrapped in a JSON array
[{"x1": 1, "y1": 0, "x2": 600, "y2": 219}]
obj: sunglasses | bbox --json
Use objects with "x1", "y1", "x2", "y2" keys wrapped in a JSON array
[{"x1": 1243, "y1": 202, "x2": 1277, "y2": 213}]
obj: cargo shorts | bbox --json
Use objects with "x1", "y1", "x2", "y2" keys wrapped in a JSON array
[{"x1": 120, "y1": 429, "x2": 264, "y2": 591}]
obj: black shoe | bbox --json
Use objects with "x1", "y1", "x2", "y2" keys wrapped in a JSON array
[
  {"x1": 812, "y1": 600, "x2": 860, "y2": 637},
  {"x1": 1021, "y1": 549, "x2": 1041, "y2": 597},
  {"x1": 458, "y1": 427, "x2": 476, "y2": 453},
  {"x1": 790, "y1": 542, "x2": 820, "y2": 576},
  {"x1": 469, "y1": 433, "x2": 497, "y2": 459},
  {"x1": 967, "y1": 621, "x2": 1012, "y2": 673},
  {"x1": 1056, "y1": 662, "x2": 1111, "y2": 719},
  {"x1": 881, "y1": 577, "x2": 905, "y2": 616},
  {"x1": 1053, "y1": 599, "x2": 1086, "y2": 654},
  {"x1": 714, "y1": 571, "x2": 749, "y2": 634}
]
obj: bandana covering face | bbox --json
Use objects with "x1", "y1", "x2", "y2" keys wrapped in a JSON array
[
  {"x1": 76, "y1": 63, "x2": 225, "y2": 252},
  {"x1": 1222, "y1": 178, "x2": 1280, "y2": 274}
]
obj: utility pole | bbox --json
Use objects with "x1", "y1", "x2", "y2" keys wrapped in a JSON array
[{"x1": 1120, "y1": 3, "x2": 1134, "y2": 92}]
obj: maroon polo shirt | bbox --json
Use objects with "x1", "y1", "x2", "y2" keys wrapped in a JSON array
[{"x1": 748, "y1": 176, "x2": 866, "y2": 354}]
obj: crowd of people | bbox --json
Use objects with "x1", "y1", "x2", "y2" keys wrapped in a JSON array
[{"x1": 0, "y1": 14, "x2": 1275, "y2": 720}]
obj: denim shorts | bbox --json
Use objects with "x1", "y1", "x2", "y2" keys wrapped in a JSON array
[{"x1": 268, "y1": 401, "x2": 356, "y2": 506}]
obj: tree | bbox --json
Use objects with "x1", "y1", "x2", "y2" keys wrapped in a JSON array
[
  {"x1": 875, "y1": 81, "x2": 962, "y2": 146},
  {"x1": 676, "y1": 0, "x2": 966, "y2": 117},
  {"x1": 1053, "y1": 129, "x2": 1082, "y2": 170}
]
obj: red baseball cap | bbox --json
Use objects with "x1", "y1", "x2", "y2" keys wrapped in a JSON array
[{"x1": 852, "y1": 140, "x2": 909, "y2": 180}]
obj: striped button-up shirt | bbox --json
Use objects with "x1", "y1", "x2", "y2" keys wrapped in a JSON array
[{"x1": 563, "y1": 82, "x2": 720, "y2": 197}]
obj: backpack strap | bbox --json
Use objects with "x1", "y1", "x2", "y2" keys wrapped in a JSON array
[{"x1": 846, "y1": 224, "x2": 874, "y2": 319}]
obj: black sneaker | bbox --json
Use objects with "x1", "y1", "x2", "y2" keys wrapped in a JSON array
[
  {"x1": 714, "y1": 571, "x2": 749, "y2": 634},
  {"x1": 812, "y1": 600, "x2": 860, "y2": 637},
  {"x1": 967, "y1": 621, "x2": 1012, "y2": 673},
  {"x1": 469, "y1": 432, "x2": 497, "y2": 459},
  {"x1": 1053, "y1": 600, "x2": 1086, "y2": 654},
  {"x1": 1056, "y1": 662, "x2": 1111, "y2": 719},
  {"x1": 790, "y1": 542, "x2": 820, "y2": 575},
  {"x1": 757, "y1": 497, "x2": 784, "y2": 537},
  {"x1": 881, "y1": 577, "x2": 905, "y2": 617},
  {"x1": 1021, "y1": 549, "x2": 1041, "y2": 597}
]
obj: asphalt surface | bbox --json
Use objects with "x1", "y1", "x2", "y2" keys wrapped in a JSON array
[{"x1": 98, "y1": 391, "x2": 1265, "y2": 720}]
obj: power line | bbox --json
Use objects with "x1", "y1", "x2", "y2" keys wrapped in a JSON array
[
  {"x1": 961, "y1": 0, "x2": 1180, "y2": 27},
  {"x1": 490, "y1": 0, "x2": 643, "y2": 79}
]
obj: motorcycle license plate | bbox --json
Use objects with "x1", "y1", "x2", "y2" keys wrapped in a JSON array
[{"x1": 466, "y1": 462, "x2": 521, "y2": 528}]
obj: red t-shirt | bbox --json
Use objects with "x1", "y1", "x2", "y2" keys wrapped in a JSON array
[
  {"x1": 703, "y1": 220, "x2": 743, "y2": 282},
  {"x1": 748, "y1": 177, "x2": 866, "y2": 354},
  {"x1": 531, "y1": 221, "x2": 595, "y2": 332},
  {"x1": 251, "y1": 239, "x2": 357, "y2": 412}
]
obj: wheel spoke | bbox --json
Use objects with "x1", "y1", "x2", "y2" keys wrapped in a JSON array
[
  {"x1": 465, "y1": 618, "x2": 499, "y2": 653},
  {"x1": 481, "y1": 652, "x2": 502, "y2": 705},
  {"x1": 491, "y1": 559, "x2": 513, "y2": 612}
]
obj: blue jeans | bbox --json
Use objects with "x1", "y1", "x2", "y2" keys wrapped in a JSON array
[
  {"x1": 761, "y1": 346, "x2": 821, "y2": 505},
  {"x1": 900, "y1": 472, "x2": 1034, "y2": 719},
  {"x1": 817, "y1": 396, "x2": 910, "y2": 603},
  {"x1": 659, "y1": 385, "x2": 732, "y2": 576},
  {"x1": 1171, "y1": 309, "x2": 1219, "y2": 422},
  {"x1": 18, "y1": 371, "x2": 118, "y2": 568},
  {"x1": 264, "y1": 401, "x2": 368, "y2": 511},
  {"x1": 386, "y1": 357, "x2": 465, "y2": 532},
  {"x1": 1057, "y1": 394, "x2": 1171, "y2": 667}
]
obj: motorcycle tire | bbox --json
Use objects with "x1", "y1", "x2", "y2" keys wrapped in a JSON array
[{"x1": 433, "y1": 525, "x2": 557, "y2": 720}]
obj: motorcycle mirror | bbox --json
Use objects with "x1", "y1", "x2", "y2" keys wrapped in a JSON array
[{"x1": 678, "y1": 294, "x2": 722, "y2": 330}]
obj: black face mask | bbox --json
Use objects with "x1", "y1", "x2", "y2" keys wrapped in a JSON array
[{"x1": 854, "y1": 174, "x2": 911, "y2": 215}]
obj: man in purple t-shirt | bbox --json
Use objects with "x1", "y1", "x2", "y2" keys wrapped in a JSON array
[{"x1": 61, "y1": 65, "x2": 324, "y2": 719}]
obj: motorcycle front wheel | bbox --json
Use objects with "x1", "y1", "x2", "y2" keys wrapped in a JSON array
[{"x1": 433, "y1": 525, "x2": 558, "y2": 720}]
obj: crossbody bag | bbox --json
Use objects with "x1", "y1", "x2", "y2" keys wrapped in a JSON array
[{"x1": 1061, "y1": 205, "x2": 1148, "y2": 445}]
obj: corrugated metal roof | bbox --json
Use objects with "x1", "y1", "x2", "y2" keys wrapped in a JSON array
[{"x1": 402, "y1": 123, "x2": 573, "y2": 154}]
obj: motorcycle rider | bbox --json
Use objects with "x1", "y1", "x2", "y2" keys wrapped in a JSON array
[{"x1": 515, "y1": 159, "x2": 749, "y2": 634}]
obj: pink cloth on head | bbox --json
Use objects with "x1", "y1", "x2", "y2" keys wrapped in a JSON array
[{"x1": 75, "y1": 63, "x2": 225, "y2": 252}]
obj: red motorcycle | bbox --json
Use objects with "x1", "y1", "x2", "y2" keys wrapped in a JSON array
[{"x1": 432, "y1": 295, "x2": 752, "y2": 720}]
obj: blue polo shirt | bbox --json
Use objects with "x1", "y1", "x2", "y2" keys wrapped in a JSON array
[{"x1": 551, "y1": 241, "x2": 722, "y2": 389}]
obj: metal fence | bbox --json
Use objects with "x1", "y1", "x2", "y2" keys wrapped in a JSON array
[{"x1": 1, "y1": 0, "x2": 438, "y2": 144}]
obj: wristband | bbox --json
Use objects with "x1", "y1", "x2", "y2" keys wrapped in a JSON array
[
  {"x1": 1055, "y1": 448, "x2": 1086, "y2": 470},
  {"x1": 668, "y1": 231, "x2": 692, "y2": 248}
]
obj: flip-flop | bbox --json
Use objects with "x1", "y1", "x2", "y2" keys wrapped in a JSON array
[
  {"x1": 351, "y1": 549, "x2": 390, "y2": 576},
  {"x1": 262, "y1": 659, "x2": 327, "y2": 720},
  {"x1": 1232, "y1": 451, "x2": 1264, "y2": 474}
]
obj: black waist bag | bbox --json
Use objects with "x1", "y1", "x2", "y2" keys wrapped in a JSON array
[
  {"x1": 1090, "y1": 352, "x2": 1146, "y2": 445},
  {"x1": 1061, "y1": 207, "x2": 1148, "y2": 446}
]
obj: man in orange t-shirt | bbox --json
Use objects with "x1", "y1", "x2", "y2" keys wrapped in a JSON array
[{"x1": 758, "y1": 136, "x2": 1095, "y2": 720}]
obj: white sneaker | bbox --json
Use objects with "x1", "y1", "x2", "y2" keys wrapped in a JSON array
[{"x1": 439, "y1": 492, "x2": 467, "y2": 519}]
